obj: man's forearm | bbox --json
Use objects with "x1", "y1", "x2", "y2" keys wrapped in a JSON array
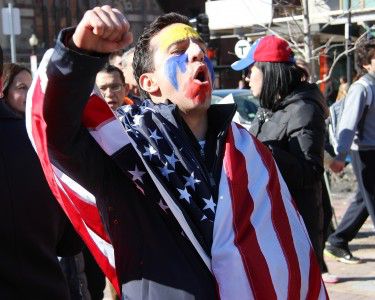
[{"x1": 44, "y1": 28, "x2": 108, "y2": 150}]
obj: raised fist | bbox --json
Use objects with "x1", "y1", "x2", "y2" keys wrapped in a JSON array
[{"x1": 72, "y1": 5, "x2": 133, "y2": 53}]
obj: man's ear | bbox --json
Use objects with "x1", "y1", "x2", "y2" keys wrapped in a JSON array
[{"x1": 139, "y1": 73, "x2": 159, "y2": 94}]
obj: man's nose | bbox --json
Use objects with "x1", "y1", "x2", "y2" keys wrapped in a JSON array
[{"x1": 186, "y1": 40, "x2": 204, "y2": 62}]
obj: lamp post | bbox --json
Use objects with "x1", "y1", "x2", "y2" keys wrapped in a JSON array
[{"x1": 29, "y1": 33, "x2": 38, "y2": 77}]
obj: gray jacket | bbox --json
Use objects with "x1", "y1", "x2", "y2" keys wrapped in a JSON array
[{"x1": 336, "y1": 73, "x2": 375, "y2": 161}]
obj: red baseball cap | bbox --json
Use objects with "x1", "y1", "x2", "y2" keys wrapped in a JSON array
[{"x1": 231, "y1": 35, "x2": 294, "y2": 71}]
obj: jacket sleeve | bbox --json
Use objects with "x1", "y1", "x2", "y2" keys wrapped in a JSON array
[
  {"x1": 268, "y1": 102, "x2": 325, "y2": 190},
  {"x1": 43, "y1": 28, "x2": 115, "y2": 195},
  {"x1": 335, "y1": 82, "x2": 367, "y2": 161}
]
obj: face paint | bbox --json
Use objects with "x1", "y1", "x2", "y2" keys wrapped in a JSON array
[
  {"x1": 165, "y1": 53, "x2": 188, "y2": 90},
  {"x1": 204, "y1": 56, "x2": 215, "y2": 84},
  {"x1": 159, "y1": 23, "x2": 201, "y2": 51},
  {"x1": 184, "y1": 80, "x2": 211, "y2": 104}
]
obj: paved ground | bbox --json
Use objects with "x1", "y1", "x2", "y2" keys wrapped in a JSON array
[
  {"x1": 325, "y1": 191, "x2": 375, "y2": 300},
  {"x1": 104, "y1": 190, "x2": 375, "y2": 300}
]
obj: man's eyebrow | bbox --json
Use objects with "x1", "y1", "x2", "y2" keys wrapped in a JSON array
[
  {"x1": 166, "y1": 39, "x2": 188, "y2": 51},
  {"x1": 166, "y1": 37, "x2": 205, "y2": 51}
]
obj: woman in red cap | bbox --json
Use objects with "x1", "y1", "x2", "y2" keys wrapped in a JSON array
[{"x1": 232, "y1": 35, "x2": 333, "y2": 281}]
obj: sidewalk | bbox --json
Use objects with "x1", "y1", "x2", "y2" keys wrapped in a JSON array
[{"x1": 325, "y1": 191, "x2": 375, "y2": 299}]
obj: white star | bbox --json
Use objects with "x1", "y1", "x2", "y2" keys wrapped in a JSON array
[
  {"x1": 143, "y1": 145, "x2": 157, "y2": 159},
  {"x1": 149, "y1": 129, "x2": 162, "y2": 142},
  {"x1": 202, "y1": 197, "x2": 216, "y2": 212},
  {"x1": 184, "y1": 172, "x2": 201, "y2": 190},
  {"x1": 133, "y1": 114, "x2": 143, "y2": 126},
  {"x1": 128, "y1": 165, "x2": 146, "y2": 183},
  {"x1": 159, "y1": 163, "x2": 174, "y2": 180},
  {"x1": 164, "y1": 152, "x2": 179, "y2": 169},
  {"x1": 177, "y1": 187, "x2": 191, "y2": 203},
  {"x1": 201, "y1": 215, "x2": 207, "y2": 221},
  {"x1": 158, "y1": 199, "x2": 169, "y2": 213}
]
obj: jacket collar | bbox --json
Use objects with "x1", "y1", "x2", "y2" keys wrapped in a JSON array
[
  {"x1": 0, "y1": 100, "x2": 24, "y2": 120},
  {"x1": 140, "y1": 99, "x2": 236, "y2": 136}
]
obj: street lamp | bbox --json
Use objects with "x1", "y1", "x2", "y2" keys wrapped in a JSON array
[{"x1": 28, "y1": 34, "x2": 38, "y2": 76}]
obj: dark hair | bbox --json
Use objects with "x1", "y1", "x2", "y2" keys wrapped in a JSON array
[
  {"x1": 2, "y1": 63, "x2": 31, "y2": 98},
  {"x1": 133, "y1": 12, "x2": 190, "y2": 99},
  {"x1": 255, "y1": 61, "x2": 308, "y2": 110},
  {"x1": 356, "y1": 38, "x2": 375, "y2": 75},
  {"x1": 98, "y1": 64, "x2": 125, "y2": 85}
]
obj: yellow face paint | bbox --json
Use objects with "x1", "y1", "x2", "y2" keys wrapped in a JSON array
[{"x1": 158, "y1": 23, "x2": 201, "y2": 51}]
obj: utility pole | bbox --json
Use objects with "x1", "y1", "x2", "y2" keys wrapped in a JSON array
[
  {"x1": 302, "y1": 0, "x2": 316, "y2": 82},
  {"x1": 345, "y1": 0, "x2": 352, "y2": 86},
  {"x1": 8, "y1": 2, "x2": 16, "y2": 63}
]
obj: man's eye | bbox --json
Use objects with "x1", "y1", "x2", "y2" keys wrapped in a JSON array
[{"x1": 171, "y1": 49, "x2": 184, "y2": 55}]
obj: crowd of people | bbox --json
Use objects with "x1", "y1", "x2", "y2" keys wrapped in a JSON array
[{"x1": 0, "y1": 4, "x2": 374, "y2": 300}]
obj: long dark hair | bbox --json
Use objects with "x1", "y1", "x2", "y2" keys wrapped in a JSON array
[
  {"x1": 2, "y1": 63, "x2": 31, "y2": 98},
  {"x1": 255, "y1": 61, "x2": 308, "y2": 110}
]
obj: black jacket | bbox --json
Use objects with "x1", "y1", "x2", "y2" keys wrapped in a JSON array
[
  {"x1": 42, "y1": 28, "x2": 236, "y2": 299},
  {"x1": 250, "y1": 82, "x2": 327, "y2": 266},
  {"x1": 0, "y1": 101, "x2": 82, "y2": 299}
]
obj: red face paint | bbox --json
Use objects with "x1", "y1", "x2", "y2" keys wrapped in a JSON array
[{"x1": 184, "y1": 80, "x2": 211, "y2": 104}]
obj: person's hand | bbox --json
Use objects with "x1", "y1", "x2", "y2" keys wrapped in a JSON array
[
  {"x1": 329, "y1": 159, "x2": 345, "y2": 173},
  {"x1": 72, "y1": 5, "x2": 133, "y2": 53}
]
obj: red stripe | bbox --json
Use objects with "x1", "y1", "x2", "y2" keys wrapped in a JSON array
[
  {"x1": 306, "y1": 249, "x2": 325, "y2": 300},
  {"x1": 252, "y1": 135, "x2": 302, "y2": 300},
  {"x1": 82, "y1": 94, "x2": 115, "y2": 129},
  {"x1": 224, "y1": 127, "x2": 277, "y2": 300},
  {"x1": 30, "y1": 77, "x2": 120, "y2": 294},
  {"x1": 58, "y1": 179, "x2": 111, "y2": 243}
]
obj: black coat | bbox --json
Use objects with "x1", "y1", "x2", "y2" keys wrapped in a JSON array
[
  {"x1": 250, "y1": 82, "x2": 328, "y2": 268},
  {"x1": 0, "y1": 101, "x2": 82, "y2": 299}
]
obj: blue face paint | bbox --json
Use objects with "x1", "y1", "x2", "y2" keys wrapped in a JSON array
[
  {"x1": 204, "y1": 56, "x2": 215, "y2": 84},
  {"x1": 164, "y1": 53, "x2": 215, "y2": 91},
  {"x1": 165, "y1": 53, "x2": 188, "y2": 90}
]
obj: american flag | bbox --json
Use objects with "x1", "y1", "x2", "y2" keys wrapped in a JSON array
[{"x1": 26, "y1": 50, "x2": 327, "y2": 299}]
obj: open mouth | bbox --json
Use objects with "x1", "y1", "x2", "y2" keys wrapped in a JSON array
[{"x1": 193, "y1": 66, "x2": 208, "y2": 84}]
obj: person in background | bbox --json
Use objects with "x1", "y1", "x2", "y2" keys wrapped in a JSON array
[
  {"x1": 232, "y1": 35, "x2": 329, "y2": 280},
  {"x1": 325, "y1": 38, "x2": 375, "y2": 264},
  {"x1": 96, "y1": 64, "x2": 132, "y2": 108},
  {"x1": 323, "y1": 75, "x2": 338, "y2": 106},
  {"x1": 336, "y1": 75, "x2": 348, "y2": 101},
  {"x1": 121, "y1": 47, "x2": 142, "y2": 103},
  {"x1": 108, "y1": 50, "x2": 123, "y2": 68},
  {"x1": 0, "y1": 62, "x2": 82, "y2": 298}
]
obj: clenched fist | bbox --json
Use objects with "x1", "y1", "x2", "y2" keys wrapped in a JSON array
[{"x1": 72, "y1": 5, "x2": 133, "y2": 53}]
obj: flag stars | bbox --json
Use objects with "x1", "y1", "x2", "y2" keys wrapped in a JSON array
[
  {"x1": 128, "y1": 165, "x2": 146, "y2": 183},
  {"x1": 184, "y1": 172, "x2": 201, "y2": 190},
  {"x1": 164, "y1": 152, "x2": 179, "y2": 169},
  {"x1": 133, "y1": 114, "x2": 143, "y2": 126},
  {"x1": 143, "y1": 145, "x2": 157, "y2": 159},
  {"x1": 203, "y1": 197, "x2": 216, "y2": 212},
  {"x1": 149, "y1": 129, "x2": 162, "y2": 142},
  {"x1": 177, "y1": 187, "x2": 191, "y2": 203},
  {"x1": 159, "y1": 163, "x2": 174, "y2": 180}
]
